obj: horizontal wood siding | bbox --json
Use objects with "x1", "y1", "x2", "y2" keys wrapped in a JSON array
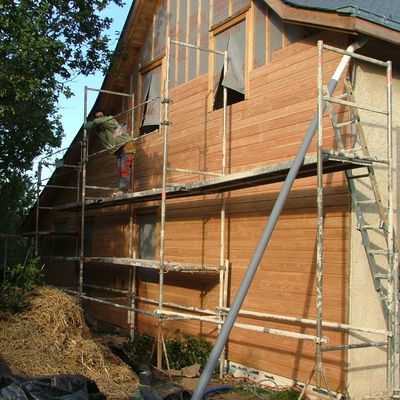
[
  {"x1": 40, "y1": 30, "x2": 352, "y2": 391},
  {"x1": 137, "y1": 32, "x2": 349, "y2": 390}
]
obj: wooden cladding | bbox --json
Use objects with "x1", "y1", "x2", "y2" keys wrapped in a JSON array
[
  {"x1": 41, "y1": 3, "x2": 353, "y2": 390},
  {"x1": 131, "y1": 31, "x2": 351, "y2": 391}
]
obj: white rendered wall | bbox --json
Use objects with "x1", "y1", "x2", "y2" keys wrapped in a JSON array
[{"x1": 347, "y1": 61, "x2": 399, "y2": 398}]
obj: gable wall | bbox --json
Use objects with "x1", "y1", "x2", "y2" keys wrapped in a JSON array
[{"x1": 38, "y1": 0, "x2": 357, "y2": 392}]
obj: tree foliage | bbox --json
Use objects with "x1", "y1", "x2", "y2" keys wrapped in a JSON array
[
  {"x1": 0, "y1": 0, "x2": 124, "y2": 234},
  {"x1": 0, "y1": 258, "x2": 43, "y2": 317}
]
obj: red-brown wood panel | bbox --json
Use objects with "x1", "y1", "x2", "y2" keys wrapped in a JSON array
[{"x1": 40, "y1": 29, "x2": 352, "y2": 391}]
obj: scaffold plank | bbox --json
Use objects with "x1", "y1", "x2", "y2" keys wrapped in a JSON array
[
  {"x1": 53, "y1": 152, "x2": 371, "y2": 212},
  {"x1": 45, "y1": 256, "x2": 222, "y2": 273}
]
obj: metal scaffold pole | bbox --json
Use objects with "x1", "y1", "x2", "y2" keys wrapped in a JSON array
[
  {"x1": 155, "y1": 37, "x2": 227, "y2": 372},
  {"x1": 129, "y1": 91, "x2": 136, "y2": 339},
  {"x1": 315, "y1": 40, "x2": 325, "y2": 390},
  {"x1": 386, "y1": 60, "x2": 400, "y2": 399},
  {"x1": 297, "y1": 40, "x2": 334, "y2": 400},
  {"x1": 192, "y1": 37, "x2": 366, "y2": 400},
  {"x1": 35, "y1": 162, "x2": 42, "y2": 257},
  {"x1": 218, "y1": 48, "x2": 228, "y2": 379},
  {"x1": 2, "y1": 236, "x2": 7, "y2": 281},
  {"x1": 79, "y1": 86, "x2": 89, "y2": 293},
  {"x1": 157, "y1": 36, "x2": 171, "y2": 369}
]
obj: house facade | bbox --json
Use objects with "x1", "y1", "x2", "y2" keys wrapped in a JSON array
[{"x1": 25, "y1": 1, "x2": 400, "y2": 398}]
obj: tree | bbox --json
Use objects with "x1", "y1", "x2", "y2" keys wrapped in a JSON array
[
  {"x1": 0, "y1": 0, "x2": 125, "y2": 269},
  {"x1": 0, "y1": 0, "x2": 124, "y2": 231}
]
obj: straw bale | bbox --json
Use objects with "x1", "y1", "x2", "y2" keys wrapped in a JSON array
[{"x1": 0, "y1": 286, "x2": 138, "y2": 399}]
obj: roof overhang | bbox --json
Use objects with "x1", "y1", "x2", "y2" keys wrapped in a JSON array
[{"x1": 265, "y1": 0, "x2": 400, "y2": 45}]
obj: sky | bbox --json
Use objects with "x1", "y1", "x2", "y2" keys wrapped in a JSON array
[{"x1": 58, "y1": 1, "x2": 132, "y2": 149}]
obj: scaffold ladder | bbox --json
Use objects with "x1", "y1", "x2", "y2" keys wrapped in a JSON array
[
  {"x1": 324, "y1": 60, "x2": 399, "y2": 397},
  {"x1": 325, "y1": 78, "x2": 394, "y2": 322}
]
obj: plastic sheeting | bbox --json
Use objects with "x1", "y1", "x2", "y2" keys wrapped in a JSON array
[
  {"x1": 140, "y1": 27, "x2": 153, "y2": 67},
  {"x1": 199, "y1": 0, "x2": 210, "y2": 75},
  {"x1": 214, "y1": 20, "x2": 246, "y2": 98},
  {"x1": 0, "y1": 375, "x2": 105, "y2": 400},
  {"x1": 188, "y1": 0, "x2": 199, "y2": 81},
  {"x1": 232, "y1": 0, "x2": 250, "y2": 14},
  {"x1": 253, "y1": 0, "x2": 268, "y2": 68},
  {"x1": 141, "y1": 66, "x2": 161, "y2": 129},
  {"x1": 212, "y1": 0, "x2": 229, "y2": 25},
  {"x1": 269, "y1": 8, "x2": 283, "y2": 61},
  {"x1": 168, "y1": 0, "x2": 177, "y2": 89},
  {"x1": 177, "y1": 0, "x2": 187, "y2": 85},
  {"x1": 154, "y1": 0, "x2": 167, "y2": 60},
  {"x1": 140, "y1": 70, "x2": 152, "y2": 123},
  {"x1": 222, "y1": 22, "x2": 246, "y2": 94}
]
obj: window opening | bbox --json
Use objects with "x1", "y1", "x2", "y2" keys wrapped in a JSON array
[
  {"x1": 214, "y1": 21, "x2": 246, "y2": 110},
  {"x1": 137, "y1": 213, "x2": 157, "y2": 260},
  {"x1": 140, "y1": 65, "x2": 161, "y2": 135}
]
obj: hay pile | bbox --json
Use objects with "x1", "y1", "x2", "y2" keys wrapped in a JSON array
[{"x1": 0, "y1": 286, "x2": 138, "y2": 399}]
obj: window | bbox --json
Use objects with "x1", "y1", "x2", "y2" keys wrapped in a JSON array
[
  {"x1": 137, "y1": 213, "x2": 157, "y2": 260},
  {"x1": 140, "y1": 64, "x2": 162, "y2": 135},
  {"x1": 213, "y1": 19, "x2": 246, "y2": 109}
]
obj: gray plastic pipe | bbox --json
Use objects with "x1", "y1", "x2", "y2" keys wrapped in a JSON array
[{"x1": 191, "y1": 38, "x2": 367, "y2": 400}]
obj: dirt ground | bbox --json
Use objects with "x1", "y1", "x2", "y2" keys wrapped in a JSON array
[
  {"x1": 140, "y1": 370, "x2": 392, "y2": 400},
  {"x1": 0, "y1": 315, "x2": 391, "y2": 400},
  {"x1": 138, "y1": 370, "x2": 305, "y2": 400},
  {"x1": 154, "y1": 376, "x2": 257, "y2": 399}
]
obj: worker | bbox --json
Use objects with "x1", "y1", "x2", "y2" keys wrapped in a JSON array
[{"x1": 84, "y1": 109, "x2": 136, "y2": 195}]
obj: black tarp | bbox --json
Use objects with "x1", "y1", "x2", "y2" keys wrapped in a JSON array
[{"x1": 0, "y1": 375, "x2": 106, "y2": 400}]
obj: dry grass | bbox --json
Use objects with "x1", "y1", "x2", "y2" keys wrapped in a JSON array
[{"x1": 0, "y1": 286, "x2": 138, "y2": 399}]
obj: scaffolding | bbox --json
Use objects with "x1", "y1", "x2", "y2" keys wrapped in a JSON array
[
  {"x1": 296, "y1": 41, "x2": 397, "y2": 400},
  {"x1": 34, "y1": 144, "x2": 82, "y2": 258},
  {"x1": 31, "y1": 39, "x2": 399, "y2": 399}
]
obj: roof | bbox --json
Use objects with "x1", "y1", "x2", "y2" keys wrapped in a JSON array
[{"x1": 283, "y1": 0, "x2": 400, "y2": 32}]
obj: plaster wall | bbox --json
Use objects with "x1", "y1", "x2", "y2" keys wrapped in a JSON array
[{"x1": 348, "y1": 61, "x2": 399, "y2": 398}]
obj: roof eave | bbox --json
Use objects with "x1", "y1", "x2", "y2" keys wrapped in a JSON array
[{"x1": 265, "y1": 0, "x2": 400, "y2": 45}]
